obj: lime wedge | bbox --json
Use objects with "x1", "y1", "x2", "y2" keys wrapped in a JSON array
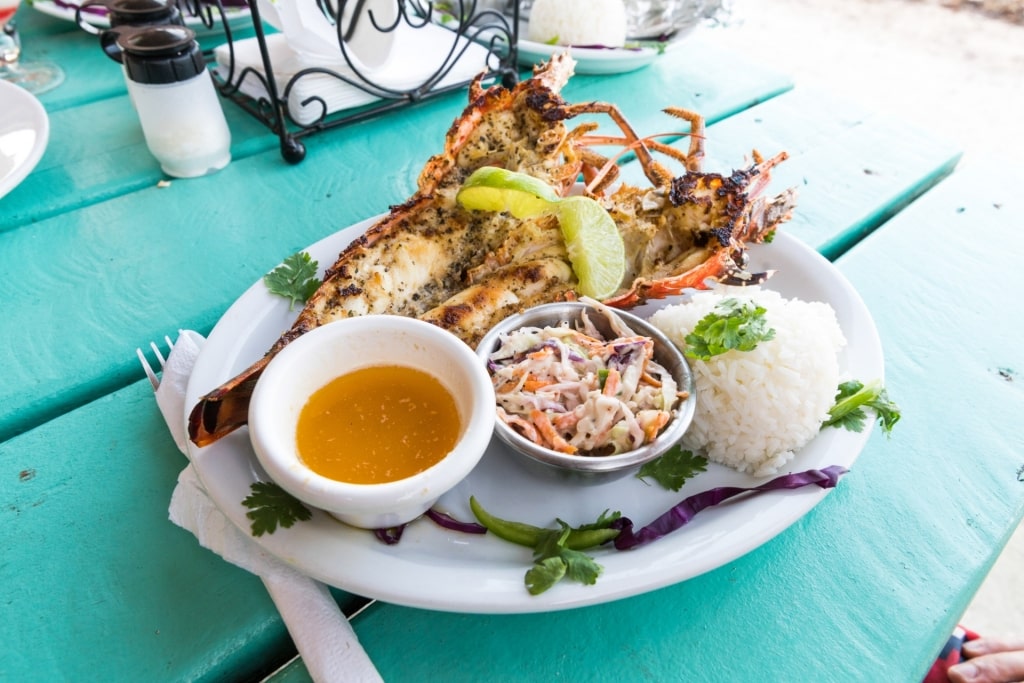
[
  {"x1": 456, "y1": 167, "x2": 561, "y2": 219},
  {"x1": 557, "y1": 196, "x2": 626, "y2": 300}
]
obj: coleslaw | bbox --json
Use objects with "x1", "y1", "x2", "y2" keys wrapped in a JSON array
[{"x1": 484, "y1": 306, "x2": 685, "y2": 456}]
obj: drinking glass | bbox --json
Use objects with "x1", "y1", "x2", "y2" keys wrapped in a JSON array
[{"x1": 1, "y1": 0, "x2": 65, "y2": 94}]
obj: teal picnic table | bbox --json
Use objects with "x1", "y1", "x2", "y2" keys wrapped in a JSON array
[{"x1": 2, "y1": 4, "x2": 1023, "y2": 682}]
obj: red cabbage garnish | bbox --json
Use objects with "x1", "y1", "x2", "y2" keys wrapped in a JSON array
[
  {"x1": 52, "y1": 0, "x2": 107, "y2": 15},
  {"x1": 570, "y1": 44, "x2": 645, "y2": 52},
  {"x1": 611, "y1": 465, "x2": 848, "y2": 550},
  {"x1": 374, "y1": 508, "x2": 485, "y2": 544},
  {"x1": 374, "y1": 525, "x2": 406, "y2": 544},
  {"x1": 425, "y1": 508, "x2": 487, "y2": 534}
]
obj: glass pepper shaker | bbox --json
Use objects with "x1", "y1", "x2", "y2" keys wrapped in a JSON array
[{"x1": 104, "y1": 25, "x2": 231, "y2": 178}]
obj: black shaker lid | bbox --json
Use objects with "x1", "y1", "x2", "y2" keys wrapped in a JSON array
[
  {"x1": 107, "y1": 0, "x2": 182, "y2": 26},
  {"x1": 119, "y1": 25, "x2": 206, "y2": 85}
]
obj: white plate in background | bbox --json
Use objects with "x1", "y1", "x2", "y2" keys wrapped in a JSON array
[
  {"x1": 0, "y1": 80, "x2": 49, "y2": 201},
  {"x1": 515, "y1": 37, "x2": 680, "y2": 75}
]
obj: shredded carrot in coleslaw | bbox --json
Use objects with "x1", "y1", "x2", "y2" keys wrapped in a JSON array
[{"x1": 485, "y1": 306, "x2": 685, "y2": 456}]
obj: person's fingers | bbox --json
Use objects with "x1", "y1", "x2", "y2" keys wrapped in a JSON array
[
  {"x1": 948, "y1": 650, "x2": 1024, "y2": 683},
  {"x1": 963, "y1": 636, "x2": 1024, "y2": 658}
]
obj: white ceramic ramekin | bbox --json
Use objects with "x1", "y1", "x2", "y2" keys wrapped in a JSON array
[{"x1": 249, "y1": 316, "x2": 495, "y2": 529}]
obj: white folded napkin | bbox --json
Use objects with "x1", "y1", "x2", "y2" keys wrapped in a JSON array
[
  {"x1": 151, "y1": 330, "x2": 383, "y2": 683},
  {"x1": 213, "y1": 13, "x2": 493, "y2": 126},
  {"x1": 264, "y1": 0, "x2": 398, "y2": 72}
]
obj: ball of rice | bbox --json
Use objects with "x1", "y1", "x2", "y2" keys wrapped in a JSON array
[
  {"x1": 527, "y1": 0, "x2": 628, "y2": 48},
  {"x1": 649, "y1": 286, "x2": 846, "y2": 477}
]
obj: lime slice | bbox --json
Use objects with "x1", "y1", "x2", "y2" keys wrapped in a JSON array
[
  {"x1": 557, "y1": 196, "x2": 626, "y2": 300},
  {"x1": 456, "y1": 167, "x2": 561, "y2": 219}
]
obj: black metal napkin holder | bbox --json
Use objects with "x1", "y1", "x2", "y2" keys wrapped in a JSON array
[{"x1": 181, "y1": 0, "x2": 520, "y2": 163}]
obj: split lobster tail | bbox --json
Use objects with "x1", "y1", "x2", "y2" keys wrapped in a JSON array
[{"x1": 187, "y1": 356, "x2": 269, "y2": 447}]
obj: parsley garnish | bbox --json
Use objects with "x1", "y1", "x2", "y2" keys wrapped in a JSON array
[
  {"x1": 263, "y1": 251, "x2": 321, "y2": 310},
  {"x1": 684, "y1": 298, "x2": 775, "y2": 360},
  {"x1": 525, "y1": 511, "x2": 621, "y2": 595},
  {"x1": 242, "y1": 481, "x2": 313, "y2": 537},
  {"x1": 821, "y1": 379, "x2": 901, "y2": 435},
  {"x1": 636, "y1": 445, "x2": 708, "y2": 491},
  {"x1": 469, "y1": 497, "x2": 620, "y2": 595}
]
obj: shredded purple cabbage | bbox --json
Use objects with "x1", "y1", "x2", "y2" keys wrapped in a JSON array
[
  {"x1": 571, "y1": 44, "x2": 645, "y2": 52},
  {"x1": 376, "y1": 467, "x2": 847, "y2": 551},
  {"x1": 52, "y1": 0, "x2": 106, "y2": 15},
  {"x1": 611, "y1": 466, "x2": 848, "y2": 550},
  {"x1": 607, "y1": 341, "x2": 643, "y2": 372},
  {"x1": 53, "y1": 0, "x2": 248, "y2": 16},
  {"x1": 425, "y1": 508, "x2": 487, "y2": 534},
  {"x1": 374, "y1": 525, "x2": 406, "y2": 545},
  {"x1": 374, "y1": 509, "x2": 485, "y2": 544}
]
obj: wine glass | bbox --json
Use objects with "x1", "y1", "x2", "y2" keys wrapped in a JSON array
[{"x1": 1, "y1": 0, "x2": 65, "y2": 94}]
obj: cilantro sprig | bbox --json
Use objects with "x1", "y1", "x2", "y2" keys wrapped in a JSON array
[
  {"x1": 822, "y1": 379, "x2": 901, "y2": 435},
  {"x1": 684, "y1": 298, "x2": 775, "y2": 360},
  {"x1": 526, "y1": 514, "x2": 619, "y2": 595},
  {"x1": 242, "y1": 481, "x2": 313, "y2": 537},
  {"x1": 469, "y1": 497, "x2": 621, "y2": 595},
  {"x1": 263, "y1": 251, "x2": 321, "y2": 310},
  {"x1": 636, "y1": 445, "x2": 708, "y2": 491}
]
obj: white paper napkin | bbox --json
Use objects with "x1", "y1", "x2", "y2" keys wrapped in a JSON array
[
  {"x1": 151, "y1": 330, "x2": 383, "y2": 683},
  {"x1": 213, "y1": 14, "x2": 493, "y2": 126}
]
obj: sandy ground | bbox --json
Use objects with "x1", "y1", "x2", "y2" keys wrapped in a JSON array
[
  {"x1": 705, "y1": 0, "x2": 1024, "y2": 167},
  {"x1": 696, "y1": 0, "x2": 1024, "y2": 638}
]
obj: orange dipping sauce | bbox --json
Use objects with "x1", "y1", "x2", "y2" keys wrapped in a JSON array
[{"x1": 295, "y1": 365, "x2": 461, "y2": 484}]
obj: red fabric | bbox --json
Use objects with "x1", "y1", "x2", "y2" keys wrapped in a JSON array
[{"x1": 924, "y1": 626, "x2": 981, "y2": 683}]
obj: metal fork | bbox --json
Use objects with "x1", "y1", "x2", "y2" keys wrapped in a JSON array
[{"x1": 136, "y1": 335, "x2": 175, "y2": 389}]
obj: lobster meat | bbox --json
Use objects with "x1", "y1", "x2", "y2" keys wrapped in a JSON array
[{"x1": 188, "y1": 53, "x2": 797, "y2": 448}]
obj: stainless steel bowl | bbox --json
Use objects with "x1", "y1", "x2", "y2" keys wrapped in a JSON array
[{"x1": 476, "y1": 302, "x2": 696, "y2": 483}]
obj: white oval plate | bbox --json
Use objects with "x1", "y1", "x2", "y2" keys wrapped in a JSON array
[
  {"x1": 515, "y1": 38, "x2": 676, "y2": 75},
  {"x1": 31, "y1": 0, "x2": 251, "y2": 35},
  {"x1": 0, "y1": 80, "x2": 49, "y2": 201},
  {"x1": 185, "y1": 221, "x2": 883, "y2": 614}
]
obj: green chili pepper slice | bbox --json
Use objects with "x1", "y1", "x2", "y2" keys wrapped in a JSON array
[
  {"x1": 470, "y1": 497, "x2": 620, "y2": 550},
  {"x1": 469, "y1": 496, "x2": 545, "y2": 547}
]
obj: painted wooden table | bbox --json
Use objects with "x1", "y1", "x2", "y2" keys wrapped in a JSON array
[{"x1": 2, "y1": 6, "x2": 1022, "y2": 682}]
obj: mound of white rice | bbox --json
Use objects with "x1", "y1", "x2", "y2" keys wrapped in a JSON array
[
  {"x1": 649, "y1": 286, "x2": 846, "y2": 477},
  {"x1": 527, "y1": 0, "x2": 627, "y2": 48}
]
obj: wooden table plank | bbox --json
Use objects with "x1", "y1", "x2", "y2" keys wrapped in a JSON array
[
  {"x1": 0, "y1": 94, "x2": 280, "y2": 233},
  {"x1": 0, "y1": 40, "x2": 792, "y2": 441},
  {"x1": 830, "y1": 163, "x2": 1024, "y2": 677},
  {"x1": 283, "y1": 163, "x2": 1024, "y2": 683},
  {"x1": 0, "y1": 380, "x2": 336, "y2": 681}
]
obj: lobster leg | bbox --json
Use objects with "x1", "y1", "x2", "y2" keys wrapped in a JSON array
[
  {"x1": 562, "y1": 101, "x2": 677, "y2": 189},
  {"x1": 663, "y1": 107, "x2": 705, "y2": 172}
]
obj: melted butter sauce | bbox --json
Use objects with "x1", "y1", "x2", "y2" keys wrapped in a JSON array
[{"x1": 296, "y1": 365, "x2": 461, "y2": 484}]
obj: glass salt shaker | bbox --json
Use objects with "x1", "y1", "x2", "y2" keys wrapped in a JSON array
[{"x1": 104, "y1": 25, "x2": 231, "y2": 178}]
